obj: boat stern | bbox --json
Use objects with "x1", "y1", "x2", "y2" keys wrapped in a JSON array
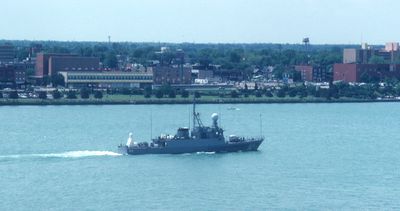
[{"x1": 117, "y1": 144, "x2": 128, "y2": 155}]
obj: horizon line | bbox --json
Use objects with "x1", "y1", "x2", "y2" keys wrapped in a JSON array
[{"x1": 0, "y1": 38, "x2": 380, "y2": 46}]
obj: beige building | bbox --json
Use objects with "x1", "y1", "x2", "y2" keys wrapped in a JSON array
[{"x1": 59, "y1": 71, "x2": 153, "y2": 88}]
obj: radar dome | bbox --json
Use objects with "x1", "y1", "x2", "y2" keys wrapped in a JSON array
[{"x1": 211, "y1": 113, "x2": 219, "y2": 121}]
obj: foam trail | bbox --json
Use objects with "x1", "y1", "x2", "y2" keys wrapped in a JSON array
[
  {"x1": 0, "y1": 150, "x2": 122, "y2": 160},
  {"x1": 196, "y1": 151, "x2": 216, "y2": 155}
]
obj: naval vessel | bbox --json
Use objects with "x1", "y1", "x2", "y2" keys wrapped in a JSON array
[{"x1": 118, "y1": 100, "x2": 264, "y2": 155}]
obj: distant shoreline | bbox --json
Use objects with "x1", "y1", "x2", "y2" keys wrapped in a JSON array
[{"x1": 1, "y1": 98, "x2": 399, "y2": 106}]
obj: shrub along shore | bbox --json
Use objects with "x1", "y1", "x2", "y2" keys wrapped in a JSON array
[{"x1": 0, "y1": 95, "x2": 398, "y2": 106}]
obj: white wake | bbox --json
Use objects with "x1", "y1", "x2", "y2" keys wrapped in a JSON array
[{"x1": 0, "y1": 150, "x2": 122, "y2": 160}]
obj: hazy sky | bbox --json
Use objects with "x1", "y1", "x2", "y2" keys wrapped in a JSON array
[{"x1": 1, "y1": 0, "x2": 399, "y2": 44}]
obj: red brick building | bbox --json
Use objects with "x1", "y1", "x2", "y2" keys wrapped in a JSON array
[
  {"x1": 153, "y1": 66, "x2": 192, "y2": 84},
  {"x1": 48, "y1": 56, "x2": 100, "y2": 76},
  {"x1": 333, "y1": 64, "x2": 358, "y2": 82},
  {"x1": 294, "y1": 65, "x2": 313, "y2": 81},
  {"x1": 0, "y1": 65, "x2": 26, "y2": 88},
  {"x1": 333, "y1": 63, "x2": 400, "y2": 82},
  {"x1": 35, "y1": 53, "x2": 99, "y2": 77},
  {"x1": 0, "y1": 44, "x2": 15, "y2": 64},
  {"x1": 198, "y1": 69, "x2": 214, "y2": 79}
]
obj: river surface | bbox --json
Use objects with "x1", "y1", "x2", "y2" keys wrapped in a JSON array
[{"x1": 1, "y1": 103, "x2": 400, "y2": 210}]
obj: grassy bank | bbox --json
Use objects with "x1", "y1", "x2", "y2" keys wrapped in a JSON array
[{"x1": 0, "y1": 95, "x2": 399, "y2": 106}]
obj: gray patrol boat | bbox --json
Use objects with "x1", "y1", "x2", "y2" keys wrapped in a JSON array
[{"x1": 118, "y1": 100, "x2": 264, "y2": 155}]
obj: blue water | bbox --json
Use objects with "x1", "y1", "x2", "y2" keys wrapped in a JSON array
[{"x1": 1, "y1": 103, "x2": 400, "y2": 210}]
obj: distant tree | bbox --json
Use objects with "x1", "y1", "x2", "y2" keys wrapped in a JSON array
[
  {"x1": 292, "y1": 70, "x2": 302, "y2": 82},
  {"x1": 314, "y1": 89, "x2": 321, "y2": 98},
  {"x1": 121, "y1": 88, "x2": 131, "y2": 95},
  {"x1": 329, "y1": 83, "x2": 340, "y2": 99},
  {"x1": 9, "y1": 91, "x2": 18, "y2": 99},
  {"x1": 168, "y1": 89, "x2": 176, "y2": 98},
  {"x1": 67, "y1": 90, "x2": 77, "y2": 99},
  {"x1": 53, "y1": 90, "x2": 62, "y2": 99},
  {"x1": 80, "y1": 88, "x2": 90, "y2": 99},
  {"x1": 144, "y1": 86, "x2": 152, "y2": 98},
  {"x1": 155, "y1": 89, "x2": 164, "y2": 98},
  {"x1": 254, "y1": 83, "x2": 258, "y2": 90},
  {"x1": 38, "y1": 91, "x2": 47, "y2": 99},
  {"x1": 194, "y1": 91, "x2": 201, "y2": 98},
  {"x1": 230, "y1": 51, "x2": 241, "y2": 63},
  {"x1": 181, "y1": 90, "x2": 189, "y2": 98},
  {"x1": 255, "y1": 91, "x2": 262, "y2": 97},
  {"x1": 299, "y1": 90, "x2": 308, "y2": 98},
  {"x1": 276, "y1": 89, "x2": 286, "y2": 98},
  {"x1": 0, "y1": 92, "x2": 3, "y2": 98},
  {"x1": 94, "y1": 91, "x2": 103, "y2": 99},
  {"x1": 265, "y1": 90, "x2": 274, "y2": 97},
  {"x1": 26, "y1": 68, "x2": 35, "y2": 78},
  {"x1": 325, "y1": 89, "x2": 332, "y2": 100},
  {"x1": 105, "y1": 51, "x2": 118, "y2": 68},
  {"x1": 307, "y1": 85, "x2": 317, "y2": 96},
  {"x1": 41, "y1": 76, "x2": 51, "y2": 86},
  {"x1": 131, "y1": 88, "x2": 143, "y2": 95},
  {"x1": 368, "y1": 55, "x2": 385, "y2": 64},
  {"x1": 51, "y1": 74, "x2": 65, "y2": 87},
  {"x1": 230, "y1": 90, "x2": 239, "y2": 98},
  {"x1": 288, "y1": 88, "x2": 297, "y2": 97}
]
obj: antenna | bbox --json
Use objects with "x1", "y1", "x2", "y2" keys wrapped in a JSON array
[
  {"x1": 259, "y1": 113, "x2": 263, "y2": 137},
  {"x1": 193, "y1": 95, "x2": 196, "y2": 128},
  {"x1": 150, "y1": 109, "x2": 153, "y2": 140},
  {"x1": 188, "y1": 104, "x2": 191, "y2": 130}
]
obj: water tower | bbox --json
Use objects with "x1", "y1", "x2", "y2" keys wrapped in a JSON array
[
  {"x1": 302, "y1": 38, "x2": 311, "y2": 64},
  {"x1": 303, "y1": 37, "x2": 310, "y2": 50}
]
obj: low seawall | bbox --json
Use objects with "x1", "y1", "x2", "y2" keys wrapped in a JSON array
[{"x1": 1, "y1": 98, "x2": 399, "y2": 106}]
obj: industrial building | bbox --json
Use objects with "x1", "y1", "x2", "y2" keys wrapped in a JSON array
[
  {"x1": 333, "y1": 63, "x2": 400, "y2": 82},
  {"x1": 35, "y1": 53, "x2": 100, "y2": 78},
  {"x1": 294, "y1": 65, "x2": 331, "y2": 82},
  {"x1": 342, "y1": 43, "x2": 399, "y2": 64},
  {"x1": 0, "y1": 64, "x2": 26, "y2": 88},
  {"x1": 59, "y1": 71, "x2": 153, "y2": 88},
  {"x1": 153, "y1": 66, "x2": 192, "y2": 84},
  {"x1": 334, "y1": 42, "x2": 400, "y2": 82},
  {"x1": 294, "y1": 65, "x2": 313, "y2": 81},
  {"x1": 0, "y1": 44, "x2": 15, "y2": 64}
]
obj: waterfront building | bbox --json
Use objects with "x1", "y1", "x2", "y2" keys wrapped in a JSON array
[
  {"x1": 0, "y1": 64, "x2": 26, "y2": 88},
  {"x1": 294, "y1": 65, "x2": 331, "y2": 82},
  {"x1": 294, "y1": 65, "x2": 313, "y2": 81},
  {"x1": 153, "y1": 66, "x2": 192, "y2": 84},
  {"x1": 333, "y1": 63, "x2": 400, "y2": 82},
  {"x1": 335, "y1": 42, "x2": 400, "y2": 82},
  {"x1": 343, "y1": 42, "x2": 399, "y2": 64},
  {"x1": 35, "y1": 53, "x2": 99, "y2": 78},
  {"x1": 59, "y1": 71, "x2": 153, "y2": 88},
  {"x1": 0, "y1": 44, "x2": 15, "y2": 64}
]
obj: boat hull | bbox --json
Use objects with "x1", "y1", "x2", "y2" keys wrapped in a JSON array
[{"x1": 118, "y1": 139, "x2": 263, "y2": 155}]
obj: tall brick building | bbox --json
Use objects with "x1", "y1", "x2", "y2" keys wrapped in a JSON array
[
  {"x1": 0, "y1": 64, "x2": 26, "y2": 88},
  {"x1": 333, "y1": 63, "x2": 400, "y2": 82},
  {"x1": 35, "y1": 53, "x2": 100, "y2": 78},
  {"x1": 0, "y1": 44, "x2": 15, "y2": 64},
  {"x1": 294, "y1": 65, "x2": 313, "y2": 81},
  {"x1": 294, "y1": 65, "x2": 331, "y2": 82},
  {"x1": 153, "y1": 66, "x2": 192, "y2": 84},
  {"x1": 335, "y1": 42, "x2": 400, "y2": 82}
]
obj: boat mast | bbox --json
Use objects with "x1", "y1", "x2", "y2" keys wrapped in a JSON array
[
  {"x1": 150, "y1": 109, "x2": 153, "y2": 140},
  {"x1": 192, "y1": 95, "x2": 203, "y2": 128},
  {"x1": 259, "y1": 113, "x2": 262, "y2": 137},
  {"x1": 192, "y1": 96, "x2": 196, "y2": 129}
]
